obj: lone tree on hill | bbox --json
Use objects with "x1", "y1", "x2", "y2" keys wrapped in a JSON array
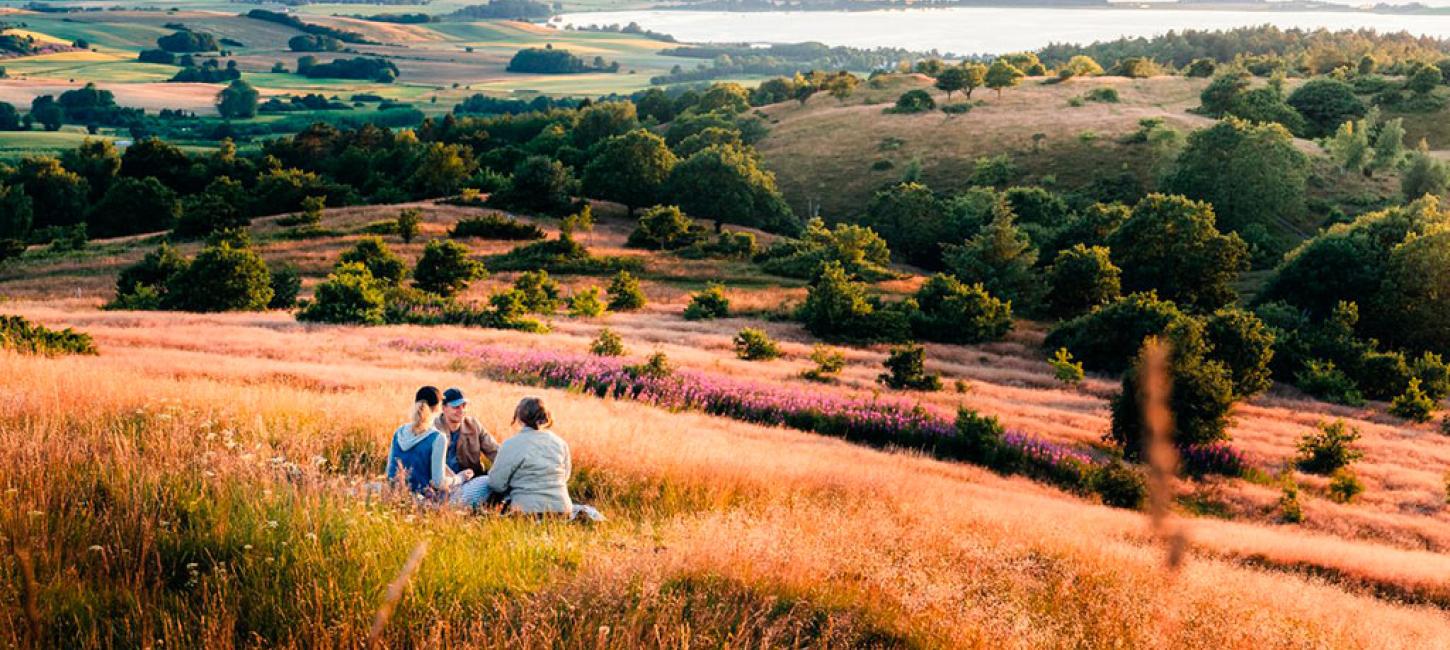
[
  {"x1": 216, "y1": 79, "x2": 259, "y2": 119},
  {"x1": 985, "y1": 59, "x2": 1024, "y2": 98}
]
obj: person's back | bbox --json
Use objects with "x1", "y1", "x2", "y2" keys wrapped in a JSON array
[
  {"x1": 387, "y1": 423, "x2": 442, "y2": 495},
  {"x1": 488, "y1": 398, "x2": 573, "y2": 515}
]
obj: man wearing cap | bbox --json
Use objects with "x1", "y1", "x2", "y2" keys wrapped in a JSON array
[{"x1": 435, "y1": 387, "x2": 500, "y2": 479}]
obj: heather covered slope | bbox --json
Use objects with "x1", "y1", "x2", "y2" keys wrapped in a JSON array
[{"x1": 4, "y1": 203, "x2": 1450, "y2": 645}]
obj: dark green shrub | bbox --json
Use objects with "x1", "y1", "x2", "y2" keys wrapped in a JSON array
[
  {"x1": 413, "y1": 239, "x2": 486, "y2": 297},
  {"x1": 113, "y1": 242, "x2": 189, "y2": 307},
  {"x1": 1355, "y1": 350, "x2": 1412, "y2": 402},
  {"x1": 1083, "y1": 87, "x2": 1119, "y2": 103},
  {"x1": 1328, "y1": 467, "x2": 1364, "y2": 504},
  {"x1": 485, "y1": 289, "x2": 549, "y2": 332},
  {"x1": 1044, "y1": 292, "x2": 1186, "y2": 374},
  {"x1": 606, "y1": 270, "x2": 647, "y2": 311},
  {"x1": 339, "y1": 236, "x2": 406, "y2": 286},
  {"x1": 268, "y1": 263, "x2": 301, "y2": 309},
  {"x1": 1044, "y1": 244, "x2": 1121, "y2": 319},
  {"x1": 487, "y1": 236, "x2": 643, "y2": 275},
  {"x1": 1296, "y1": 359, "x2": 1364, "y2": 406},
  {"x1": 590, "y1": 328, "x2": 625, "y2": 356},
  {"x1": 513, "y1": 270, "x2": 562, "y2": 313},
  {"x1": 1389, "y1": 378, "x2": 1437, "y2": 423},
  {"x1": 1088, "y1": 460, "x2": 1146, "y2": 509},
  {"x1": 627, "y1": 204, "x2": 707, "y2": 250},
  {"x1": 0, "y1": 314, "x2": 96, "y2": 355},
  {"x1": 950, "y1": 407, "x2": 1005, "y2": 463},
  {"x1": 568, "y1": 287, "x2": 606, "y2": 317},
  {"x1": 449, "y1": 214, "x2": 544, "y2": 241},
  {"x1": 733, "y1": 327, "x2": 781, "y2": 361},
  {"x1": 889, "y1": 89, "x2": 935, "y2": 113},
  {"x1": 1203, "y1": 308, "x2": 1275, "y2": 398},
  {"x1": 1279, "y1": 474, "x2": 1304, "y2": 523},
  {"x1": 798, "y1": 261, "x2": 912, "y2": 343},
  {"x1": 1412, "y1": 352, "x2": 1450, "y2": 401},
  {"x1": 396, "y1": 207, "x2": 421, "y2": 243},
  {"x1": 1049, "y1": 347, "x2": 1084, "y2": 385},
  {"x1": 878, "y1": 343, "x2": 941, "y2": 391},
  {"x1": 683, "y1": 283, "x2": 730, "y2": 320},
  {"x1": 299, "y1": 262, "x2": 386, "y2": 324},
  {"x1": 757, "y1": 218, "x2": 893, "y2": 281},
  {"x1": 165, "y1": 241, "x2": 274, "y2": 312},
  {"x1": 909, "y1": 274, "x2": 1012, "y2": 344},
  {"x1": 1297, "y1": 419, "x2": 1363, "y2": 474},
  {"x1": 1109, "y1": 321, "x2": 1236, "y2": 459}
]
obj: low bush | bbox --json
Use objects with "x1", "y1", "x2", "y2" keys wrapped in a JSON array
[
  {"x1": 627, "y1": 205, "x2": 708, "y2": 250},
  {"x1": 513, "y1": 270, "x2": 563, "y2": 313},
  {"x1": 568, "y1": 286, "x2": 607, "y2": 317},
  {"x1": 0, "y1": 315, "x2": 96, "y2": 355},
  {"x1": 1389, "y1": 378, "x2": 1437, "y2": 423},
  {"x1": 878, "y1": 344, "x2": 941, "y2": 391},
  {"x1": 297, "y1": 262, "x2": 387, "y2": 325},
  {"x1": 733, "y1": 328, "x2": 782, "y2": 361},
  {"x1": 1295, "y1": 359, "x2": 1364, "y2": 406},
  {"x1": 801, "y1": 344, "x2": 846, "y2": 382},
  {"x1": 1328, "y1": 467, "x2": 1364, "y2": 504},
  {"x1": 1049, "y1": 347, "x2": 1084, "y2": 385},
  {"x1": 683, "y1": 283, "x2": 730, "y2": 320},
  {"x1": 941, "y1": 103, "x2": 972, "y2": 115},
  {"x1": 1279, "y1": 474, "x2": 1304, "y2": 523},
  {"x1": 1044, "y1": 292, "x2": 1185, "y2": 374},
  {"x1": 449, "y1": 214, "x2": 545, "y2": 241},
  {"x1": 164, "y1": 241, "x2": 274, "y2": 313},
  {"x1": 1296, "y1": 420, "x2": 1362, "y2": 475},
  {"x1": 413, "y1": 240, "x2": 486, "y2": 297},
  {"x1": 1083, "y1": 87, "x2": 1119, "y2": 103},
  {"x1": 909, "y1": 274, "x2": 1012, "y2": 344},
  {"x1": 888, "y1": 89, "x2": 935, "y2": 114},
  {"x1": 590, "y1": 328, "x2": 625, "y2": 356},
  {"x1": 606, "y1": 270, "x2": 647, "y2": 311},
  {"x1": 1088, "y1": 460, "x2": 1146, "y2": 509},
  {"x1": 396, "y1": 208, "x2": 421, "y2": 243},
  {"x1": 487, "y1": 236, "x2": 644, "y2": 275},
  {"x1": 268, "y1": 263, "x2": 301, "y2": 309},
  {"x1": 340, "y1": 236, "x2": 407, "y2": 286}
]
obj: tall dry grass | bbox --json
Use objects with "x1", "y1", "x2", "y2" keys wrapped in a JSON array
[{"x1": 4, "y1": 307, "x2": 1450, "y2": 646}]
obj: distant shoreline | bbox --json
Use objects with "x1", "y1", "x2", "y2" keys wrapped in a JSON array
[{"x1": 582, "y1": 1, "x2": 1450, "y2": 15}]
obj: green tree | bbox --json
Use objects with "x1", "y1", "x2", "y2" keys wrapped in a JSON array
[
  {"x1": 1402, "y1": 141, "x2": 1450, "y2": 199},
  {"x1": 397, "y1": 208, "x2": 421, "y2": 243},
  {"x1": 1204, "y1": 308, "x2": 1276, "y2": 398},
  {"x1": 1108, "y1": 194, "x2": 1248, "y2": 312},
  {"x1": 683, "y1": 282, "x2": 730, "y2": 320},
  {"x1": 1372, "y1": 117, "x2": 1407, "y2": 173},
  {"x1": 88, "y1": 176, "x2": 181, "y2": 238},
  {"x1": 1198, "y1": 71, "x2": 1249, "y2": 116},
  {"x1": 572, "y1": 100, "x2": 639, "y2": 149},
  {"x1": 1407, "y1": 65, "x2": 1441, "y2": 94},
  {"x1": 1163, "y1": 117, "x2": 1309, "y2": 242},
  {"x1": 935, "y1": 66, "x2": 969, "y2": 100},
  {"x1": 60, "y1": 138, "x2": 121, "y2": 198},
  {"x1": 413, "y1": 239, "x2": 485, "y2": 297},
  {"x1": 697, "y1": 83, "x2": 751, "y2": 114},
  {"x1": 1286, "y1": 78, "x2": 1366, "y2": 139},
  {"x1": 165, "y1": 241, "x2": 274, "y2": 312},
  {"x1": 1058, "y1": 55, "x2": 1104, "y2": 80},
  {"x1": 984, "y1": 59, "x2": 1024, "y2": 98},
  {"x1": 878, "y1": 343, "x2": 941, "y2": 391},
  {"x1": 298, "y1": 262, "x2": 386, "y2": 325},
  {"x1": 626, "y1": 204, "x2": 704, "y2": 250},
  {"x1": 493, "y1": 155, "x2": 575, "y2": 216},
  {"x1": 942, "y1": 204, "x2": 1042, "y2": 312},
  {"x1": 1377, "y1": 229, "x2": 1450, "y2": 354},
  {"x1": 0, "y1": 183, "x2": 32, "y2": 242},
  {"x1": 339, "y1": 236, "x2": 407, "y2": 286},
  {"x1": 863, "y1": 182, "x2": 943, "y2": 266},
  {"x1": 666, "y1": 144, "x2": 797, "y2": 234},
  {"x1": 16, "y1": 156, "x2": 89, "y2": 231},
  {"x1": 1045, "y1": 291, "x2": 1187, "y2": 374},
  {"x1": 960, "y1": 62, "x2": 988, "y2": 99},
  {"x1": 582, "y1": 129, "x2": 677, "y2": 214},
  {"x1": 910, "y1": 274, "x2": 1012, "y2": 344},
  {"x1": 1044, "y1": 244, "x2": 1121, "y2": 319},
  {"x1": 1110, "y1": 321, "x2": 1237, "y2": 459},
  {"x1": 606, "y1": 270, "x2": 647, "y2": 311},
  {"x1": 1326, "y1": 116, "x2": 1374, "y2": 174},
  {"x1": 175, "y1": 177, "x2": 248, "y2": 240},
  {"x1": 216, "y1": 79, "x2": 259, "y2": 119},
  {"x1": 408, "y1": 142, "x2": 476, "y2": 197}
]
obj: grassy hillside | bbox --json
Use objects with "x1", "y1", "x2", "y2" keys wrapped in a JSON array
[
  {"x1": 5, "y1": 203, "x2": 1450, "y2": 646},
  {"x1": 756, "y1": 74, "x2": 1396, "y2": 224}
]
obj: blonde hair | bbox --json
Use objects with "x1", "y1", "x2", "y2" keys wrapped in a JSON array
[
  {"x1": 410, "y1": 402, "x2": 440, "y2": 433},
  {"x1": 409, "y1": 386, "x2": 443, "y2": 434},
  {"x1": 512, "y1": 396, "x2": 552, "y2": 430}
]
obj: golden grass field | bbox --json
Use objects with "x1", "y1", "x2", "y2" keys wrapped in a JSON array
[{"x1": 4, "y1": 203, "x2": 1450, "y2": 647}]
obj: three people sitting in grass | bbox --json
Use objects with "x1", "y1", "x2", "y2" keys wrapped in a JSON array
[{"x1": 385, "y1": 386, "x2": 601, "y2": 521}]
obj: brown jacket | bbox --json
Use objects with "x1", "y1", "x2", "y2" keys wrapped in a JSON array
[{"x1": 434, "y1": 414, "x2": 500, "y2": 477}]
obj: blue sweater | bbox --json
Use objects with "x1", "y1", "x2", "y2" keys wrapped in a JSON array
[{"x1": 385, "y1": 424, "x2": 453, "y2": 494}]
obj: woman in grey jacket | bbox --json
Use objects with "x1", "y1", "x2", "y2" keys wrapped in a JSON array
[{"x1": 488, "y1": 396, "x2": 573, "y2": 515}]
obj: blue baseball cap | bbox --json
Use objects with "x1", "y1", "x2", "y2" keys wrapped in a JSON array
[{"x1": 443, "y1": 387, "x2": 468, "y2": 407}]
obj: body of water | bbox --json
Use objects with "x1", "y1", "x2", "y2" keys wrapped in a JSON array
[{"x1": 558, "y1": 7, "x2": 1450, "y2": 55}]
